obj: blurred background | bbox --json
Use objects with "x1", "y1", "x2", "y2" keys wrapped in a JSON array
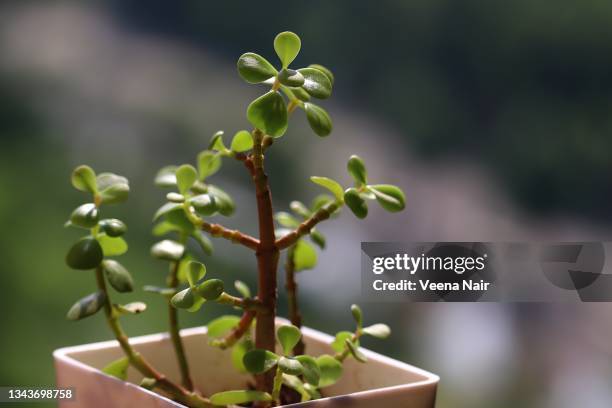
[{"x1": 1, "y1": 1, "x2": 612, "y2": 407}]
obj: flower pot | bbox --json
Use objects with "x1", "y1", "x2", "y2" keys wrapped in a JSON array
[{"x1": 54, "y1": 321, "x2": 438, "y2": 407}]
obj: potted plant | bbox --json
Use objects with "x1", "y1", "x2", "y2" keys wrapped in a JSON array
[{"x1": 54, "y1": 32, "x2": 439, "y2": 407}]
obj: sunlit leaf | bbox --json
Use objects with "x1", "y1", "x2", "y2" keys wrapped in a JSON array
[
  {"x1": 210, "y1": 390, "x2": 272, "y2": 406},
  {"x1": 97, "y1": 173, "x2": 129, "y2": 204},
  {"x1": 102, "y1": 356, "x2": 129, "y2": 381},
  {"x1": 71, "y1": 165, "x2": 98, "y2": 194},
  {"x1": 294, "y1": 239, "x2": 317, "y2": 271},
  {"x1": 195, "y1": 278, "x2": 224, "y2": 300},
  {"x1": 186, "y1": 261, "x2": 206, "y2": 287},
  {"x1": 247, "y1": 91, "x2": 288, "y2": 138},
  {"x1": 231, "y1": 339, "x2": 254, "y2": 373},
  {"x1": 345, "y1": 339, "x2": 368, "y2": 363},
  {"x1": 289, "y1": 201, "x2": 310, "y2": 218},
  {"x1": 170, "y1": 287, "x2": 196, "y2": 309},
  {"x1": 277, "y1": 325, "x2": 302, "y2": 355},
  {"x1": 304, "y1": 102, "x2": 332, "y2": 137},
  {"x1": 99, "y1": 219, "x2": 127, "y2": 237},
  {"x1": 347, "y1": 155, "x2": 367, "y2": 185},
  {"x1": 351, "y1": 304, "x2": 363, "y2": 328},
  {"x1": 209, "y1": 131, "x2": 227, "y2": 152},
  {"x1": 207, "y1": 315, "x2": 241, "y2": 338},
  {"x1": 331, "y1": 331, "x2": 353, "y2": 353},
  {"x1": 316, "y1": 354, "x2": 343, "y2": 387},
  {"x1": 102, "y1": 259, "x2": 134, "y2": 293},
  {"x1": 344, "y1": 188, "x2": 368, "y2": 219},
  {"x1": 98, "y1": 234, "x2": 128, "y2": 257},
  {"x1": 207, "y1": 185, "x2": 235, "y2": 216},
  {"x1": 143, "y1": 285, "x2": 175, "y2": 297},
  {"x1": 299, "y1": 68, "x2": 332, "y2": 99},
  {"x1": 274, "y1": 31, "x2": 301, "y2": 68},
  {"x1": 230, "y1": 130, "x2": 254, "y2": 152},
  {"x1": 362, "y1": 323, "x2": 391, "y2": 339},
  {"x1": 237, "y1": 52, "x2": 277, "y2": 83},
  {"x1": 197, "y1": 151, "x2": 221, "y2": 180},
  {"x1": 310, "y1": 176, "x2": 343, "y2": 201},
  {"x1": 190, "y1": 194, "x2": 217, "y2": 216},
  {"x1": 70, "y1": 203, "x2": 99, "y2": 228},
  {"x1": 150, "y1": 240, "x2": 184, "y2": 261},
  {"x1": 66, "y1": 291, "x2": 106, "y2": 321},
  {"x1": 309, "y1": 64, "x2": 334, "y2": 86},
  {"x1": 278, "y1": 356, "x2": 303, "y2": 375},
  {"x1": 115, "y1": 302, "x2": 147, "y2": 315},
  {"x1": 234, "y1": 280, "x2": 251, "y2": 298},
  {"x1": 369, "y1": 184, "x2": 406, "y2": 212},
  {"x1": 155, "y1": 165, "x2": 177, "y2": 188},
  {"x1": 175, "y1": 164, "x2": 197, "y2": 195},
  {"x1": 275, "y1": 211, "x2": 300, "y2": 228},
  {"x1": 278, "y1": 68, "x2": 305, "y2": 87},
  {"x1": 296, "y1": 355, "x2": 320, "y2": 386}
]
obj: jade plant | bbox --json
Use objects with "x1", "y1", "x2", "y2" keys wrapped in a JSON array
[{"x1": 63, "y1": 31, "x2": 405, "y2": 407}]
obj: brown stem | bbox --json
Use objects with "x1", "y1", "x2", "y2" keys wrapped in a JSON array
[
  {"x1": 209, "y1": 310, "x2": 256, "y2": 349},
  {"x1": 167, "y1": 260, "x2": 194, "y2": 391},
  {"x1": 183, "y1": 205, "x2": 259, "y2": 250},
  {"x1": 95, "y1": 268, "x2": 211, "y2": 407},
  {"x1": 276, "y1": 202, "x2": 339, "y2": 250},
  {"x1": 251, "y1": 129, "x2": 279, "y2": 394},
  {"x1": 285, "y1": 245, "x2": 305, "y2": 355}
]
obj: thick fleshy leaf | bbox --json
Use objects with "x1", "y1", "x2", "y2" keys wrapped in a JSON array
[
  {"x1": 345, "y1": 339, "x2": 368, "y2": 363},
  {"x1": 344, "y1": 188, "x2": 368, "y2": 219},
  {"x1": 102, "y1": 356, "x2": 129, "y2": 380},
  {"x1": 166, "y1": 192, "x2": 185, "y2": 203},
  {"x1": 66, "y1": 291, "x2": 106, "y2": 320},
  {"x1": 282, "y1": 374, "x2": 309, "y2": 401},
  {"x1": 165, "y1": 207, "x2": 195, "y2": 233},
  {"x1": 237, "y1": 52, "x2": 277, "y2": 83},
  {"x1": 98, "y1": 235, "x2": 128, "y2": 257},
  {"x1": 97, "y1": 173, "x2": 128, "y2": 191},
  {"x1": 207, "y1": 315, "x2": 241, "y2": 338},
  {"x1": 210, "y1": 390, "x2": 272, "y2": 406},
  {"x1": 275, "y1": 211, "x2": 300, "y2": 228},
  {"x1": 197, "y1": 151, "x2": 221, "y2": 180},
  {"x1": 296, "y1": 355, "x2": 320, "y2": 386},
  {"x1": 304, "y1": 102, "x2": 332, "y2": 136},
  {"x1": 289, "y1": 201, "x2": 310, "y2": 218},
  {"x1": 278, "y1": 69, "x2": 305, "y2": 87},
  {"x1": 170, "y1": 287, "x2": 196, "y2": 309},
  {"x1": 299, "y1": 68, "x2": 332, "y2": 99},
  {"x1": 70, "y1": 203, "x2": 99, "y2": 228},
  {"x1": 310, "y1": 229, "x2": 326, "y2": 249},
  {"x1": 290, "y1": 86, "x2": 311, "y2": 102},
  {"x1": 351, "y1": 304, "x2": 363, "y2": 328},
  {"x1": 347, "y1": 155, "x2": 367, "y2": 185},
  {"x1": 247, "y1": 91, "x2": 288, "y2": 138},
  {"x1": 310, "y1": 176, "x2": 343, "y2": 201},
  {"x1": 362, "y1": 323, "x2": 391, "y2": 339},
  {"x1": 187, "y1": 261, "x2": 206, "y2": 287},
  {"x1": 294, "y1": 239, "x2": 317, "y2": 271},
  {"x1": 66, "y1": 237, "x2": 103, "y2": 270},
  {"x1": 369, "y1": 184, "x2": 406, "y2": 212},
  {"x1": 143, "y1": 285, "x2": 175, "y2": 297},
  {"x1": 274, "y1": 31, "x2": 301, "y2": 68},
  {"x1": 195, "y1": 279, "x2": 224, "y2": 300},
  {"x1": 316, "y1": 354, "x2": 343, "y2": 387},
  {"x1": 102, "y1": 259, "x2": 134, "y2": 293},
  {"x1": 140, "y1": 378, "x2": 157, "y2": 390},
  {"x1": 208, "y1": 131, "x2": 227, "y2": 152},
  {"x1": 331, "y1": 331, "x2": 353, "y2": 353},
  {"x1": 150, "y1": 240, "x2": 184, "y2": 261},
  {"x1": 207, "y1": 185, "x2": 235, "y2": 216},
  {"x1": 311, "y1": 194, "x2": 334, "y2": 211},
  {"x1": 277, "y1": 325, "x2": 302, "y2": 355},
  {"x1": 232, "y1": 339, "x2": 254, "y2": 373},
  {"x1": 309, "y1": 64, "x2": 334, "y2": 86},
  {"x1": 175, "y1": 164, "x2": 197, "y2": 195},
  {"x1": 153, "y1": 203, "x2": 182, "y2": 222},
  {"x1": 99, "y1": 219, "x2": 127, "y2": 237},
  {"x1": 278, "y1": 356, "x2": 304, "y2": 375},
  {"x1": 155, "y1": 165, "x2": 177, "y2": 188},
  {"x1": 190, "y1": 194, "x2": 217, "y2": 216},
  {"x1": 191, "y1": 232, "x2": 213, "y2": 256},
  {"x1": 97, "y1": 173, "x2": 129, "y2": 204},
  {"x1": 115, "y1": 302, "x2": 147, "y2": 315},
  {"x1": 71, "y1": 165, "x2": 98, "y2": 194},
  {"x1": 230, "y1": 130, "x2": 254, "y2": 152},
  {"x1": 234, "y1": 280, "x2": 251, "y2": 298},
  {"x1": 243, "y1": 349, "x2": 279, "y2": 374}
]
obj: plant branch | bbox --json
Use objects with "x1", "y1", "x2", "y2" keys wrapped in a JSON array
[
  {"x1": 335, "y1": 331, "x2": 362, "y2": 362},
  {"x1": 285, "y1": 245, "x2": 305, "y2": 355},
  {"x1": 276, "y1": 203, "x2": 339, "y2": 250},
  {"x1": 209, "y1": 310, "x2": 256, "y2": 349},
  {"x1": 216, "y1": 293, "x2": 265, "y2": 312},
  {"x1": 94, "y1": 267, "x2": 211, "y2": 408},
  {"x1": 183, "y1": 205, "x2": 259, "y2": 250}
]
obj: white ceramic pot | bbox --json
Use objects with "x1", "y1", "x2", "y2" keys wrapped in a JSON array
[{"x1": 54, "y1": 322, "x2": 438, "y2": 407}]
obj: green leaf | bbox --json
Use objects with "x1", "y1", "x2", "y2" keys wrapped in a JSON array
[
  {"x1": 289, "y1": 201, "x2": 311, "y2": 218},
  {"x1": 102, "y1": 259, "x2": 134, "y2": 293},
  {"x1": 207, "y1": 315, "x2": 241, "y2": 338},
  {"x1": 99, "y1": 219, "x2": 127, "y2": 237},
  {"x1": 316, "y1": 354, "x2": 343, "y2": 387},
  {"x1": 247, "y1": 91, "x2": 288, "y2": 138},
  {"x1": 208, "y1": 131, "x2": 227, "y2": 152},
  {"x1": 66, "y1": 291, "x2": 106, "y2": 320},
  {"x1": 197, "y1": 151, "x2": 221, "y2": 180},
  {"x1": 70, "y1": 203, "x2": 99, "y2": 228},
  {"x1": 310, "y1": 229, "x2": 326, "y2": 249},
  {"x1": 331, "y1": 331, "x2": 353, "y2": 353},
  {"x1": 237, "y1": 52, "x2": 277, "y2": 83},
  {"x1": 369, "y1": 184, "x2": 406, "y2": 212},
  {"x1": 282, "y1": 374, "x2": 310, "y2": 401},
  {"x1": 155, "y1": 165, "x2": 177, "y2": 188},
  {"x1": 277, "y1": 325, "x2": 302, "y2": 355},
  {"x1": 175, "y1": 164, "x2": 197, "y2": 195},
  {"x1": 150, "y1": 240, "x2": 184, "y2": 261},
  {"x1": 166, "y1": 192, "x2": 185, "y2": 203},
  {"x1": 187, "y1": 295, "x2": 205, "y2": 312},
  {"x1": 362, "y1": 323, "x2": 391, "y2": 339},
  {"x1": 296, "y1": 355, "x2": 320, "y2": 386},
  {"x1": 190, "y1": 194, "x2": 217, "y2": 216},
  {"x1": 231, "y1": 339, "x2": 254, "y2": 373},
  {"x1": 275, "y1": 211, "x2": 300, "y2": 228},
  {"x1": 66, "y1": 237, "x2": 103, "y2": 270},
  {"x1": 278, "y1": 356, "x2": 304, "y2": 375},
  {"x1": 299, "y1": 68, "x2": 332, "y2": 99},
  {"x1": 351, "y1": 304, "x2": 363, "y2": 328},
  {"x1": 311, "y1": 194, "x2": 334, "y2": 211},
  {"x1": 98, "y1": 234, "x2": 128, "y2": 257},
  {"x1": 304, "y1": 102, "x2": 332, "y2": 137},
  {"x1": 153, "y1": 202, "x2": 182, "y2": 221},
  {"x1": 102, "y1": 356, "x2": 129, "y2": 381},
  {"x1": 96, "y1": 172, "x2": 128, "y2": 191},
  {"x1": 143, "y1": 285, "x2": 175, "y2": 297},
  {"x1": 165, "y1": 207, "x2": 195, "y2": 233},
  {"x1": 207, "y1": 185, "x2": 235, "y2": 216},
  {"x1": 345, "y1": 339, "x2": 368, "y2": 363},
  {"x1": 243, "y1": 349, "x2": 279, "y2": 374},
  {"x1": 115, "y1": 302, "x2": 147, "y2": 315},
  {"x1": 274, "y1": 31, "x2": 301, "y2": 68},
  {"x1": 344, "y1": 188, "x2": 368, "y2": 219},
  {"x1": 347, "y1": 155, "x2": 367, "y2": 185},
  {"x1": 71, "y1": 165, "x2": 98, "y2": 194},
  {"x1": 170, "y1": 288, "x2": 196, "y2": 309},
  {"x1": 290, "y1": 86, "x2": 311, "y2": 102},
  {"x1": 195, "y1": 279, "x2": 224, "y2": 300},
  {"x1": 278, "y1": 69, "x2": 305, "y2": 87},
  {"x1": 97, "y1": 173, "x2": 129, "y2": 204},
  {"x1": 139, "y1": 378, "x2": 157, "y2": 390},
  {"x1": 191, "y1": 232, "x2": 213, "y2": 256},
  {"x1": 309, "y1": 64, "x2": 334, "y2": 86},
  {"x1": 310, "y1": 176, "x2": 343, "y2": 201},
  {"x1": 294, "y1": 239, "x2": 317, "y2": 271},
  {"x1": 234, "y1": 280, "x2": 251, "y2": 298},
  {"x1": 187, "y1": 261, "x2": 206, "y2": 287},
  {"x1": 210, "y1": 390, "x2": 272, "y2": 406},
  {"x1": 230, "y1": 130, "x2": 254, "y2": 152}
]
